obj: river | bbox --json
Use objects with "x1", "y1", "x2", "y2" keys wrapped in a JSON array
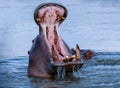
[{"x1": 0, "y1": 0, "x2": 120, "y2": 88}]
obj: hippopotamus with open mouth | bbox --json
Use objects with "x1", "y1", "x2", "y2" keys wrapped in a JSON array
[{"x1": 28, "y1": 3, "x2": 93, "y2": 78}]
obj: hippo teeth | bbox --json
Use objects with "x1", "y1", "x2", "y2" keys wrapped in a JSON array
[
  {"x1": 52, "y1": 46, "x2": 57, "y2": 62},
  {"x1": 35, "y1": 4, "x2": 66, "y2": 25},
  {"x1": 76, "y1": 44, "x2": 81, "y2": 61},
  {"x1": 63, "y1": 55, "x2": 75, "y2": 63},
  {"x1": 35, "y1": 4, "x2": 75, "y2": 63},
  {"x1": 51, "y1": 46, "x2": 61, "y2": 62},
  {"x1": 53, "y1": 26, "x2": 58, "y2": 44},
  {"x1": 62, "y1": 44, "x2": 81, "y2": 63}
]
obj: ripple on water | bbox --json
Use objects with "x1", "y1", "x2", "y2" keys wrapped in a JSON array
[{"x1": 0, "y1": 53, "x2": 120, "y2": 88}]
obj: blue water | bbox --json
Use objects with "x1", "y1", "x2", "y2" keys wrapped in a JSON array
[
  {"x1": 0, "y1": 53, "x2": 120, "y2": 88},
  {"x1": 0, "y1": 0, "x2": 120, "y2": 88}
]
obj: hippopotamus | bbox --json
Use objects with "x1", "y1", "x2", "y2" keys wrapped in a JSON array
[{"x1": 28, "y1": 3, "x2": 93, "y2": 78}]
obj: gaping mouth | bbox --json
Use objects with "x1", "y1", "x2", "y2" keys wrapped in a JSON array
[{"x1": 34, "y1": 3, "x2": 83, "y2": 67}]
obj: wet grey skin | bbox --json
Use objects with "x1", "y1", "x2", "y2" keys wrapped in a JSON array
[{"x1": 28, "y1": 3, "x2": 83, "y2": 78}]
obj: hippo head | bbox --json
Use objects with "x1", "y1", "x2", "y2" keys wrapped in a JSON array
[
  {"x1": 34, "y1": 3, "x2": 81, "y2": 62},
  {"x1": 28, "y1": 3, "x2": 83, "y2": 78}
]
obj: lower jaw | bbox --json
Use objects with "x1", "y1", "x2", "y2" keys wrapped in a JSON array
[
  {"x1": 49, "y1": 44, "x2": 84, "y2": 75},
  {"x1": 39, "y1": 24, "x2": 83, "y2": 64},
  {"x1": 48, "y1": 59, "x2": 84, "y2": 76}
]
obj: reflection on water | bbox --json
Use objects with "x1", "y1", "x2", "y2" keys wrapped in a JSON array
[{"x1": 0, "y1": 0, "x2": 120, "y2": 88}]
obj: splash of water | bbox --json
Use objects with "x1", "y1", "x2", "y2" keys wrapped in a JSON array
[
  {"x1": 55, "y1": 65, "x2": 82, "y2": 79},
  {"x1": 55, "y1": 66, "x2": 66, "y2": 79},
  {"x1": 73, "y1": 65, "x2": 81, "y2": 78},
  {"x1": 61, "y1": 67, "x2": 65, "y2": 79},
  {"x1": 56, "y1": 66, "x2": 62, "y2": 78}
]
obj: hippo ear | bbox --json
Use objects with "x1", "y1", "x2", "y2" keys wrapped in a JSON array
[{"x1": 34, "y1": 3, "x2": 68, "y2": 26}]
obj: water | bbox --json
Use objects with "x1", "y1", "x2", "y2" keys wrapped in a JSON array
[
  {"x1": 0, "y1": 0, "x2": 120, "y2": 88},
  {"x1": 55, "y1": 67, "x2": 65, "y2": 79},
  {"x1": 0, "y1": 53, "x2": 120, "y2": 88}
]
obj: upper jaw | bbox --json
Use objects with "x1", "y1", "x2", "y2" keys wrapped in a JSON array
[{"x1": 34, "y1": 3, "x2": 67, "y2": 26}]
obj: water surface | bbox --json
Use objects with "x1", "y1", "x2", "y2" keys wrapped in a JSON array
[
  {"x1": 0, "y1": 53, "x2": 120, "y2": 88},
  {"x1": 0, "y1": 0, "x2": 120, "y2": 88}
]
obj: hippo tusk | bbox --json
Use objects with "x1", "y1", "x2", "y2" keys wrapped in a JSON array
[
  {"x1": 36, "y1": 18, "x2": 41, "y2": 22},
  {"x1": 51, "y1": 46, "x2": 60, "y2": 62},
  {"x1": 75, "y1": 44, "x2": 81, "y2": 61},
  {"x1": 61, "y1": 16, "x2": 65, "y2": 20}
]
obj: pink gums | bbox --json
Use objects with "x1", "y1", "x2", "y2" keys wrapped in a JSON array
[{"x1": 37, "y1": 6, "x2": 70, "y2": 61}]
